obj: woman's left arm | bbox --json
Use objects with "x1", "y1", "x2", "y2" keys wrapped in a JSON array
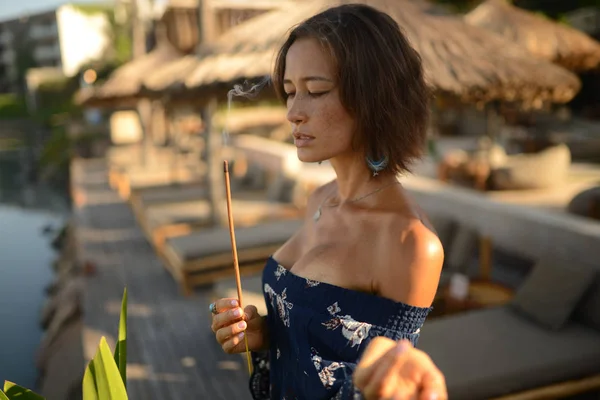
[
  {"x1": 352, "y1": 337, "x2": 447, "y2": 400},
  {"x1": 377, "y1": 223, "x2": 444, "y2": 308},
  {"x1": 321, "y1": 337, "x2": 447, "y2": 400},
  {"x1": 335, "y1": 223, "x2": 446, "y2": 399}
]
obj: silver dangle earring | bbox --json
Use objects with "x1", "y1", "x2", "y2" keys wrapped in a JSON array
[{"x1": 366, "y1": 156, "x2": 388, "y2": 177}]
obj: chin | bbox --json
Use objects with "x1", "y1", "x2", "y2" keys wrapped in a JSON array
[{"x1": 296, "y1": 149, "x2": 323, "y2": 163}]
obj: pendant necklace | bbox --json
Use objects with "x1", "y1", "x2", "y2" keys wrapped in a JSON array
[{"x1": 312, "y1": 181, "x2": 401, "y2": 222}]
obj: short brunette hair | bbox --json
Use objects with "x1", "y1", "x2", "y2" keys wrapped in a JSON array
[{"x1": 273, "y1": 4, "x2": 430, "y2": 174}]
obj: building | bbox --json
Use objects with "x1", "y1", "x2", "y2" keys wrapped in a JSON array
[{"x1": 0, "y1": 4, "x2": 112, "y2": 93}]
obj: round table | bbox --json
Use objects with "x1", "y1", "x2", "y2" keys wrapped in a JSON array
[{"x1": 430, "y1": 280, "x2": 514, "y2": 318}]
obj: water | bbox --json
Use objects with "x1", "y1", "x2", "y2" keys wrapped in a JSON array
[{"x1": 0, "y1": 150, "x2": 68, "y2": 389}]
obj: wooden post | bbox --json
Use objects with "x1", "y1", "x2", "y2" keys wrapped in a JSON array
[
  {"x1": 479, "y1": 235, "x2": 493, "y2": 281},
  {"x1": 198, "y1": 0, "x2": 217, "y2": 45},
  {"x1": 485, "y1": 102, "x2": 498, "y2": 143},
  {"x1": 204, "y1": 97, "x2": 226, "y2": 226},
  {"x1": 138, "y1": 98, "x2": 153, "y2": 167},
  {"x1": 160, "y1": 102, "x2": 179, "y2": 184},
  {"x1": 131, "y1": 0, "x2": 147, "y2": 59}
]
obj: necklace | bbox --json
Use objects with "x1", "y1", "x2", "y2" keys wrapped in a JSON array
[{"x1": 312, "y1": 181, "x2": 401, "y2": 222}]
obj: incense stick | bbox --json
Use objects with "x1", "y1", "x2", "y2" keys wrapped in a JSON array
[{"x1": 223, "y1": 160, "x2": 253, "y2": 375}]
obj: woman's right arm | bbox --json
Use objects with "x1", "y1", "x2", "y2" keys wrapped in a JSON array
[
  {"x1": 209, "y1": 181, "x2": 334, "y2": 353},
  {"x1": 210, "y1": 299, "x2": 272, "y2": 400},
  {"x1": 211, "y1": 298, "x2": 270, "y2": 353}
]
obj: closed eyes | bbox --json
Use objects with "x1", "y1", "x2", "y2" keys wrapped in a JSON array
[{"x1": 285, "y1": 91, "x2": 329, "y2": 99}]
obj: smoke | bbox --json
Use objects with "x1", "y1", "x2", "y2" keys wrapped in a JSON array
[{"x1": 222, "y1": 76, "x2": 272, "y2": 146}]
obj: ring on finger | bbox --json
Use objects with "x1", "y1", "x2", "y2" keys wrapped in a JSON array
[{"x1": 209, "y1": 302, "x2": 218, "y2": 315}]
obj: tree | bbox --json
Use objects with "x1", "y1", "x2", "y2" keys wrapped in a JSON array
[{"x1": 12, "y1": 29, "x2": 38, "y2": 94}]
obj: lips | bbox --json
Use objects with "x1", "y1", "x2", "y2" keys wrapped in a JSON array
[
  {"x1": 293, "y1": 132, "x2": 314, "y2": 148},
  {"x1": 293, "y1": 132, "x2": 315, "y2": 140}
]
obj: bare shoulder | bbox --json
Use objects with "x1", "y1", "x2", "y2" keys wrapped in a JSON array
[
  {"x1": 401, "y1": 220, "x2": 445, "y2": 270},
  {"x1": 375, "y1": 218, "x2": 444, "y2": 307}
]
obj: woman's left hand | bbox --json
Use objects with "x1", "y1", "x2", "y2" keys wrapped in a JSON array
[{"x1": 353, "y1": 337, "x2": 447, "y2": 400}]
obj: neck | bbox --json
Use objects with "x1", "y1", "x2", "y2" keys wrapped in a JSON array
[{"x1": 328, "y1": 152, "x2": 397, "y2": 202}]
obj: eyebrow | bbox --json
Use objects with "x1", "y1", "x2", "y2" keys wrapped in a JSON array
[{"x1": 283, "y1": 76, "x2": 334, "y2": 84}]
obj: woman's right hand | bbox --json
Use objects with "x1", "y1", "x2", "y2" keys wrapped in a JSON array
[{"x1": 210, "y1": 298, "x2": 268, "y2": 354}]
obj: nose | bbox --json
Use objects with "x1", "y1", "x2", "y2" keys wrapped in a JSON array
[{"x1": 286, "y1": 97, "x2": 307, "y2": 126}]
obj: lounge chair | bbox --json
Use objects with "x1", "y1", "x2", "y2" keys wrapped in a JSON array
[
  {"x1": 129, "y1": 182, "x2": 208, "y2": 223},
  {"x1": 427, "y1": 215, "x2": 479, "y2": 284},
  {"x1": 231, "y1": 134, "x2": 336, "y2": 208},
  {"x1": 132, "y1": 157, "x2": 302, "y2": 248},
  {"x1": 105, "y1": 141, "x2": 205, "y2": 198},
  {"x1": 161, "y1": 219, "x2": 303, "y2": 295},
  {"x1": 115, "y1": 159, "x2": 206, "y2": 200},
  {"x1": 106, "y1": 145, "x2": 173, "y2": 189},
  {"x1": 127, "y1": 157, "x2": 255, "y2": 221},
  {"x1": 418, "y1": 257, "x2": 600, "y2": 400},
  {"x1": 490, "y1": 144, "x2": 571, "y2": 190},
  {"x1": 140, "y1": 196, "x2": 301, "y2": 251}
]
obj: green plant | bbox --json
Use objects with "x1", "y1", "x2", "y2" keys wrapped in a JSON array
[
  {"x1": 1, "y1": 288, "x2": 128, "y2": 400},
  {"x1": 0, "y1": 94, "x2": 28, "y2": 119},
  {"x1": 0, "y1": 382, "x2": 44, "y2": 400},
  {"x1": 0, "y1": 138, "x2": 23, "y2": 151},
  {"x1": 83, "y1": 288, "x2": 128, "y2": 399}
]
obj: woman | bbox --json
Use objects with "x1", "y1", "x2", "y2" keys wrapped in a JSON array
[{"x1": 211, "y1": 4, "x2": 446, "y2": 399}]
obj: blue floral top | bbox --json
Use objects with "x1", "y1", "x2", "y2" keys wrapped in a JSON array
[{"x1": 249, "y1": 256, "x2": 432, "y2": 400}]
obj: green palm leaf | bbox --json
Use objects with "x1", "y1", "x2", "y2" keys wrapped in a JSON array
[
  {"x1": 114, "y1": 288, "x2": 127, "y2": 387},
  {"x1": 2, "y1": 381, "x2": 44, "y2": 400}
]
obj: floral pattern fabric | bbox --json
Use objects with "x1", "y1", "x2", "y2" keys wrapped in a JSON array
[{"x1": 249, "y1": 257, "x2": 432, "y2": 400}]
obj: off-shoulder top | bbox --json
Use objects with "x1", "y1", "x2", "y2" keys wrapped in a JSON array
[{"x1": 249, "y1": 256, "x2": 432, "y2": 400}]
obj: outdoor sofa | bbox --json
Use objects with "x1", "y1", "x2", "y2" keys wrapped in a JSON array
[{"x1": 419, "y1": 256, "x2": 600, "y2": 400}]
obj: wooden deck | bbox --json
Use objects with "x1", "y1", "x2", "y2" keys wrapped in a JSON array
[{"x1": 71, "y1": 158, "x2": 253, "y2": 400}]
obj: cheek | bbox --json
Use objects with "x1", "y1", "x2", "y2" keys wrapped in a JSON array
[
  {"x1": 317, "y1": 108, "x2": 335, "y2": 131},
  {"x1": 313, "y1": 103, "x2": 352, "y2": 138}
]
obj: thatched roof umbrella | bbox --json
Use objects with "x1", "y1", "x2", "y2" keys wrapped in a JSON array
[
  {"x1": 465, "y1": 0, "x2": 600, "y2": 72},
  {"x1": 74, "y1": 32, "x2": 185, "y2": 171},
  {"x1": 76, "y1": 40, "x2": 183, "y2": 108},
  {"x1": 143, "y1": 55, "x2": 199, "y2": 93},
  {"x1": 185, "y1": 0, "x2": 581, "y2": 107},
  {"x1": 138, "y1": 54, "x2": 202, "y2": 108}
]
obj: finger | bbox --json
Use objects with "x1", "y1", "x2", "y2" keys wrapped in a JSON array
[
  {"x1": 211, "y1": 307, "x2": 244, "y2": 333},
  {"x1": 359, "y1": 337, "x2": 398, "y2": 369},
  {"x1": 216, "y1": 319, "x2": 248, "y2": 344},
  {"x1": 362, "y1": 341, "x2": 413, "y2": 400},
  {"x1": 418, "y1": 370, "x2": 447, "y2": 400},
  {"x1": 372, "y1": 371, "x2": 399, "y2": 400},
  {"x1": 354, "y1": 337, "x2": 397, "y2": 389},
  {"x1": 355, "y1": 339, "x2": 410, "y2": 389},
  {"x1": 393, "y1": 391, "x2": 419, "y2": 400},
  {"x1": 222, "y1": 331, "x2": 247, "y2": 354},
  {"x1": 212, "y1": 298, "x2": 240, "y2": 314},
  {"x1": 244, "y1": 305, "x2": 260, "y2": 320},
  {"x1": 362, "y1": 356, "x2": 394, "y2": 399},
  {"x1": 244, "y1": 305, "x2": 264, "y2": 332}
]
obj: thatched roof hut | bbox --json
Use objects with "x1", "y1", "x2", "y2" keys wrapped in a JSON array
[
  {"x1": 465, "y1": 0, "x2": 600, "y2": 72},
  {"x1": 75, "y1": 0, "x2": 200, "y2": 109},
  {"x1": 185, "y1": 0, "x2": 581, "y2": 107},
  {"x1": 142, "y1": 55, "x2": 199, "y2": 94},
  {"x1": 76, "y1": 39, "x2": 183, "y2": 107}
]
